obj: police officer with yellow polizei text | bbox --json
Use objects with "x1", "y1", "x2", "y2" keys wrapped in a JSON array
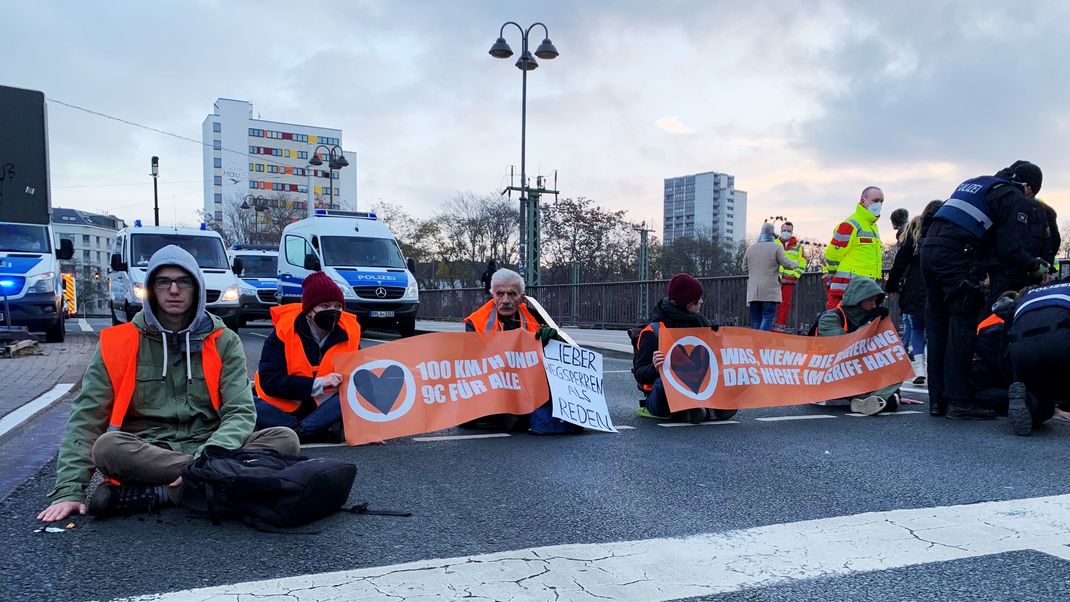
[{"x1": 920, "y1": 160, "x2": 1049, "y2": 420}]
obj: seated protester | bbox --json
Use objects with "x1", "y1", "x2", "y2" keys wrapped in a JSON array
[
  {"x1": 971, "y1": 291, "x2": 1018, "y2": 416},
  {"x1": 816, "y1": 277, "x2": 901, "y2": 416},
  {"x1": 37, "y1": 246, "x2": 298, "y2": 523},
  {"x1": 1007, "y1": 278, "x2": 1070, "y2": 436},
  {"x1": 633, "y1": 273, "x2": 731, "y2": 424},
  {"x1": 464, "y1": 268, "x2": 580, "y2": 435},
  {"x1": 254, "y1": 272, "x2": 360, "y2": 443}
]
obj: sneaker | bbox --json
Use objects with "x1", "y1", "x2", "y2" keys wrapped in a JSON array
[
  {"x1": 708, "y1": 408, "x2": 738, "y2": 421},
  {"x1": 1008, "y1": 382, "x2": 1032, "y2": 436},
  {"x1": 910, "y1": 357, "x2": 926, "y2": 385},
  {"x1": 850, "y1": 395, "x2": 887, "y2": 416},
  {"x1": 88, "y1": 482, "x2": 168, "y2": 518},
  {"x1": 885, "y1": 393, "x2": 901, "y2": 413},
  {"x1": 945, "y1": 401, "x2": 996, "y2": 420},
  {"x1": 671, "y1": 408, "x2": 706, "y2": 424},
  {"x1": 635, "y1": 407, "x2": 670, "y2": 420}
]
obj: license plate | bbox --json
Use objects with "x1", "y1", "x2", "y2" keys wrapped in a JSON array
[{"x1": 369, "y1": 310, "x2": 395, "y2": 318}]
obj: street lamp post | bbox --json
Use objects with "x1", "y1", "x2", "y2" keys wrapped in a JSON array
[
  {"x1": 241, "y1": 194, "x2": 266, "y2": 243},
  {"x1": 489, "y1": 21, "x2": 559, "y2": 284},
  {"x1": 308, "y1": 144, "x2": 348, "y2": 216},
  {"x1": 151, "y1": 156, "x2": 160, "y2": 226}
]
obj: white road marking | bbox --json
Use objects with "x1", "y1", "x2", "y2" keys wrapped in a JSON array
[
  {"x1": 755, "y1": 414, "x2": 837, "y2": 422},
  {"x1": 0, "y1": 383, "x2": 75, "y2": 439},
  {"x1": 413, "y1": 433, "x2": 511, "y2": 442},
  {"x1": 603, "y1": 370, "x2": 631, "y2": 373},
  {"x1": 126, "y1": 493, "x2": 1070, "y2": 601},
  {"x1": 657, "y1": 420, "x2": 739, "y2": 428},
  {"x1": 248, "y1": 332, "x2": 268, "y2": 338},
  {"x1": 77, "y1": 318, "x2": 92, "y2": 332},
  {"x1": 902, "y1": 386, "x2": 928, "y2": 395},
  {"x1": 615, "y1": 425, "x2": 637, "y2": 430},
  {"x1": 846, "y1": 410, "x2": 925, "y2": 417},
  {"x1": 300, "y1": 442, "x2": 349, "y2": 448}
]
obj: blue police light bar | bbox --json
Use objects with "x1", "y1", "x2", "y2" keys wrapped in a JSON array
[
  {"x1": 134, "y1": 219, "x2": 142, "y2": 227},
  {"x1": 200, "y1": 223, "x2": 207, "y2": 230}
]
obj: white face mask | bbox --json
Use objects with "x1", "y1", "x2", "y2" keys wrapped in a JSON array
[
  {"x1": 779, "y1": 231, "x2": 791, "y2": 240},
  {"x1": 867, "y1": 201, "x2": 883, "y2": 217}
]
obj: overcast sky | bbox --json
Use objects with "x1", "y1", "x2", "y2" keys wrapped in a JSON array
[{"x1": 5, "y1": 0, "x2": 1068, "y2": 244}]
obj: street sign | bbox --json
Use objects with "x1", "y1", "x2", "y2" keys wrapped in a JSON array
[{"x1": 0, "y1": 85, "x2": 51, "y2": 225}]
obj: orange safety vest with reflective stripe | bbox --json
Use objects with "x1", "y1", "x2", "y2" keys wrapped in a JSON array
[
  {"x1": 634, "y1": 322, "x2": 665, "y2": 392},
  {"x1": 463, "y1": 300, "x2": 540, "y2": 333},
  {"x1": 977, "y1": 313, "x2": 1005, "y2": 335},
  {"x1": 99, "y1": 322, "x2": 223, "y2": 431},
  {"x1": 254, "y1": 303, "x2": 362, "y2": 413}
]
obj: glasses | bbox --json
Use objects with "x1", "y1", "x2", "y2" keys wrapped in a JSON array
[{"x1": 153, "y1": 276, "x2": 194, "y2": 290}]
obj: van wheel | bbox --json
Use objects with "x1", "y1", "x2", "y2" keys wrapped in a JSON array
[
  {"x1": 398, "y1": 319, "x2": 416, "y2": 338},
  {"x1": 223, "y1": 316, "x2": 240, "y2": 333},
  {"x1": 45, "y1": 313, "x2": 66, "y2": 343}
]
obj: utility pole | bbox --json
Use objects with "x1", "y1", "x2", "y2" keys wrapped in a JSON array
[
  {"x1": 636, "y1": 220, "x2": 654, "y2": 321},
  {"x1": 503, "y1": 172, "x2": 557, "y2": 287},
  {"x1": 151, "y1": 156, "x2": 160, "y2": 226}
]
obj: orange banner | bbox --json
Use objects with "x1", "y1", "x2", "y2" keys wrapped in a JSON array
[
  {"x1": 658, "y1": 317, "x2": 912, "y2": 411},
  {"x1": 335, "y1": 329, "x2": 549, "y2": 445}
]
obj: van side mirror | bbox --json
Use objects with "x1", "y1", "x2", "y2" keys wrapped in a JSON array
[
  {"x1": 110, "y1": 253, "x2": 127, "y2": 272},
  {"x1": 303, "y1": 253, "x2": 321, "y2": 271},
  {"x1": 57, "y1": 239, "x2": 74, "y2": 260},
  {"x1": 231, "y1": 257, "x2": 244, "y2": 276},
  {"x1": 406, "y1": 257, "x2": 416, "y2": 274}
]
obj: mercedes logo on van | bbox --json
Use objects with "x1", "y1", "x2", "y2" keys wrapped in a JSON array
[{"x1": 375, "y1": 287, "x2": 388, "y2": 298}]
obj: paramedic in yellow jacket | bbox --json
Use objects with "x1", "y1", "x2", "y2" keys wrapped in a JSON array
[{"x1": 824, "y1": 186, "x2": 885, "y2": 310}]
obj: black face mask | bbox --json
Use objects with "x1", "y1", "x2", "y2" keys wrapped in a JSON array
[{"x1": 313, "y1": 309, "x2": 341, "y2": 331}]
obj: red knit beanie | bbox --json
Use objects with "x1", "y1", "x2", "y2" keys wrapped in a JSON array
[
  {"x1": 302, "y1": 271, "x2": 344, "y2": 313},
  {"x1": 667, "y1": 273, "x2": 704, "y2": 307}
]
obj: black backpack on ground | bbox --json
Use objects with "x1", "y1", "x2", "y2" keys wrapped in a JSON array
[{"x1": 179, "y1": 445, "x2": 358, "y2": 529}]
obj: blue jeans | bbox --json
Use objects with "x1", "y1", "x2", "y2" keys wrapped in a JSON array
[
  {"x1": 901, "y1": 314, "x2": 913, "y2": 353},
  {"x1": 906, "y1": 313, "x2": 926, "y2": 358},
  {"x1": 646, "y1": 378, "x2": 671, "y2": 418},
  {"x1": 529, "y1": 402, "x2": 583, "y2": 435},
  {"x1": 749, "y1": 301, "x2": 778, "y2": 331},
  {"x1": 255, "y1": 393, "x2": 342, "y2": 439}
]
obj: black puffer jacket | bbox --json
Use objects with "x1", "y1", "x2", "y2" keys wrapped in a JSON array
[{"x1": 886, "y1": 229, "x2": 926, "y2": 316}]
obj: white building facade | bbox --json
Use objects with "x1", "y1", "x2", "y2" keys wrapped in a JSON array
[
  {"x1": 201, "y1": 98, "x2": 357, "y2": 223},
  {"x1": 663, "y1": 171, "x2": 747, "y2": 244},
  {"x1": 52, "y1": 208, "x2": 125, "y2": 315}
]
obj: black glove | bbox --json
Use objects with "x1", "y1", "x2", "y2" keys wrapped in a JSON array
[
  {"x1": 534, "y1": 325, "x2": 559, "y2": 346},
  {"x1": 710, "y1": 324, "x2": 720, "y2": 332},
  {"x1": 872, "y1": 306, "x2": 890, "y2": 320}
]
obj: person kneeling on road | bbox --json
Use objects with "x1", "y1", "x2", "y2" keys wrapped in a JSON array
[
  {"x1": 971, "y1": 291, "x2": 1017, "y2": 416},
  {"x1": 37, "y1": 246, "x2": 298, "y2": 523},
  {"x1": 254, "y1": 272, "x2": 360, "y2": 443},
  {"x1": 816, "y1": 277, "x2": 901, "y2": 416},
  {"x1": 463, "y1": 268, "x2": 581, "y2": 435},
  {"x1": 632, "y1": 273, "x2": 734, "y2": 424},
  {"x1": 1006, "y1": 278, "x2": 1070, "y2": 436}
]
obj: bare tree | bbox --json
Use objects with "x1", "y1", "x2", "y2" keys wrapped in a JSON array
[{"x1": 540, "y1": 197, "x2": 642, "y2": 284}]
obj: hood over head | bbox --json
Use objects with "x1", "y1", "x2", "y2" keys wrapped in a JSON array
[
  {"x1": 841, "y1": 277, "x2": 886, "y2": 308},
  {"x1": 143, "y1": 245, "x2": 213, "y2": 337}
]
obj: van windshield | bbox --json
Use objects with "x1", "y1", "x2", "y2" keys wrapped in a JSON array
[
  {"x1": 320, "y1": 236, "x2": 405, "y2": 269},
  {"x1": 131, "y1": 234, "x2": 229, "y2": 269},
  {"x1": 0, "y1": 223, "x2": 51, "y2": 253},
  {"x1": 235, "y1": 254, "x2": 278, "y2": 278}
]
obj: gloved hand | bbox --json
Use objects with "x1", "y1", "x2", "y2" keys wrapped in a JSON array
[
  {"x1": 865, "y1": 306, "x2": 890, "y2": 322},
  {"x1": 1031, "y1": 259, "x2": 1050, "y2": 279},
  {"x1": 710, "y1": 324, "x2": 720, "y2": 332},
  {"x1": 534, "y1": 325, "x2": 560, "y2": 346}
]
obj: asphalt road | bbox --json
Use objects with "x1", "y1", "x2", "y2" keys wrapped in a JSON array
[{"x1": 1, "y1": 318, "x2": 1069, "y2": 601}]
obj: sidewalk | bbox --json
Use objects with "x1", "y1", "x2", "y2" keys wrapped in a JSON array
[
  {"x1": 416, "y1": 320, "x2": 632, "y2": 354},
  {"x1": 0, "y1": 332, "x2": 96, "y2": 421}
]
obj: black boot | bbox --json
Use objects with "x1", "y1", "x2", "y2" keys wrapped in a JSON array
[
  {"x1": 88, "y1": 482, "x2": 169, "y2": 518},
  {"x1": 929, "y1": 396, "x2": 947, "y2": 417},
  {"x1": 945, "y1": 399, "x2": 995, "y2": 420}
]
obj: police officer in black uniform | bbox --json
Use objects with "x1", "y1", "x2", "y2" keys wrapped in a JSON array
[
  {"x1": 1007, "y1": 279, "x2": 1070, "y2": 436},
  {"x1": 920, "y1": 160, "x2": 1049, "y2": 420},
  {"x1": 985, "y1": 165, "x2": 1057, "y2": 306}
]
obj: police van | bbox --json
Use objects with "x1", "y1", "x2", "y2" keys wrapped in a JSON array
[
  {"x1": 277, "y1": 210, "x2": 419, "y2": 336},
  {"x1": 228, "y1": 243, "x2": 279, "y2": 326},
  {"x1": 109, "y1": 222, "x2": 244, "y2": 331},
  {"x1": 0, "y1": 220, "x2": 74, "y2": 341}
]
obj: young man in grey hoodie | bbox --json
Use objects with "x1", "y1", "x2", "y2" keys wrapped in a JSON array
[{"x1": 38, "y1": 246, "x2": 299, "y2": 523}]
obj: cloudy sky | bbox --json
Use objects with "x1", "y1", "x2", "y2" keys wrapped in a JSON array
[{"x1": 5, "y1": 0, "x2": 1068, "y2": 244}]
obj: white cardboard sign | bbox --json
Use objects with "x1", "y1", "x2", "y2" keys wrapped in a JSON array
[{"x1": 542, "y1": 340, "x2": 616, "y2": 433}]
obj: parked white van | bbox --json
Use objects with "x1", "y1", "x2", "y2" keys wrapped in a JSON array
[
  {"x1": 0, "y1": 220, "x2": 75, "y2": 341},
  {"x1": 109, "y1": 222, "x2": 243, "y2": 331},
  {"x1": 277, "y1": 210, "x2": 419, "y2": 336},
  {"x1": 228, "y1": 243, "x2": 279, "y2": 326}
]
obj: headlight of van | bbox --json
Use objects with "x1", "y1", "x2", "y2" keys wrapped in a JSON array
[
  {"x1": 239, "y1": 285, "x2": 257, "y2": 297},
  {"x1": 134, "y1": 282, "x2": 146, "y2": 300},
  {"x1": 403, "y1": 280, "x2": 419, "y2": 300},
  {"x1": 27, "y1": 272, "x2": 56, "y2": 294},
  {"x1": 221, "y1": 286, "x2": 240, "y2": 302},
  {"x1": 334, "y1": 277, "x2": 356, "y2": 298}
]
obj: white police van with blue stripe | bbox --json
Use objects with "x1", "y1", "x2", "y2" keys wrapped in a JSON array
[
  {"x1": 277, "y1": 210, "x2": 419, "y2": 336},
  {"x1": 227, "y1": 243, "x2": 279, "y2": 326},
  {"x1": 0, "y1": 220, "x2": 74, "y2": 342}
]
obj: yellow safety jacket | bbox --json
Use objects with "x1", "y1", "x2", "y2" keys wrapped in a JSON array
[
  {"x1": 777, "y1": 237, "x2": 806, "y2": 284},
  {"x1": 824, "y1": 204, "x2": 883, "y2": 294}
]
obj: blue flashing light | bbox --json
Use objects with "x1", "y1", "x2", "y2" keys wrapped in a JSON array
[
  {"x1": 134, "y1": 219, "x2": 142, "y2": 227},
  {"x1": 0, "y1": 279, "x2": 16, "y2": 289},
  {"x1": 368, "y1": 213, "x2": 377, "y2": 220},
  {"x1": 200, "y1": 223, "x2": 208, "y2": 231},
  {"x1": 314, "y1": 209, "x2": 327, "y2": 216}
]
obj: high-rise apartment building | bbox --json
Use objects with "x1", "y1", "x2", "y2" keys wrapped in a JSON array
[
  {"x1": 201, "y1": 98, "x2": 357, "y2": 223},
  {"x1": 662, "y1": 171, "x2": 747, "y2": 244}
]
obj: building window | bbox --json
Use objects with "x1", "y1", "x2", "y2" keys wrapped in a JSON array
[
  {"x1": 83, "y1": 250, "x2": 91, "y2": 261},
  {"x1": 81, "y1": 234, "x2": 90, "y2": 246},
  {"x1": 298, "y1": 151, "x2": 308, "y2": 159},
  {"x1": 214, "y1": 175, "x2": 222, "y2": 185},
  {"x1": 249, "y1": 181, "x2": 257, "y2": 189},
  {"x1": 213, "y1": 122, "x2": 221, "y2": 133},
  {"x1": 249, "y1": 145, "x2": 256, "y2": 154},
  {"x1": 248, "y1": 128, "x2": 256, "y2": 136},
  {"x1": 213, "y1": 140, "x2": 221, "y2": 150},
  {"x1": 256, "y1": 164, "x2": 264, "y2": 172},
  {"x1": 213, "y1": 158, "x2": 222, "y2": 168},
  {"x1": 215, "y1": 211, "x2": 223, "y2": 221},
  {"x1": 214, "y1": 193, "x2": 222, "y2": 203},
  {"x1": 297, "y1": 185, "x2": 307, "y2": 193},
  {"x1": 268, "y1": 165, "x2": 277, "y2": 173}
]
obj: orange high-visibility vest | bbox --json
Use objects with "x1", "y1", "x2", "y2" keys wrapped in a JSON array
[
  {"x1": 99, "y1": 322, "x2": 223, "y2": 431},
  {"x1": 464, "y1": 300, "x2": 540, "y2": 333},
  {"x1": 977, "y1": 313, "x2": 1005, "y2": 335},
  {"x1": 254, "y1": 303, "x2": 362, "y2": 413},
  {"x1": 634, "y1": 322, "x2": 665, "y2": 392}
]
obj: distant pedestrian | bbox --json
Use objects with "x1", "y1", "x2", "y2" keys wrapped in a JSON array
[
  {"x1": 743, "y1": 223, "x2": 799, "y2": 331},
  {"x1": 890, "y1": 208, "x2": 909, "y2": 241},
  {"x1": 480, "y1": 259, "x2": 498, "y2": 298},
  {"x1": 886, "y1": 200, "x2": 943, "y2": 385},
  {"x1": 773, "y1": 221, "x2": 805, "y2": 332}
]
